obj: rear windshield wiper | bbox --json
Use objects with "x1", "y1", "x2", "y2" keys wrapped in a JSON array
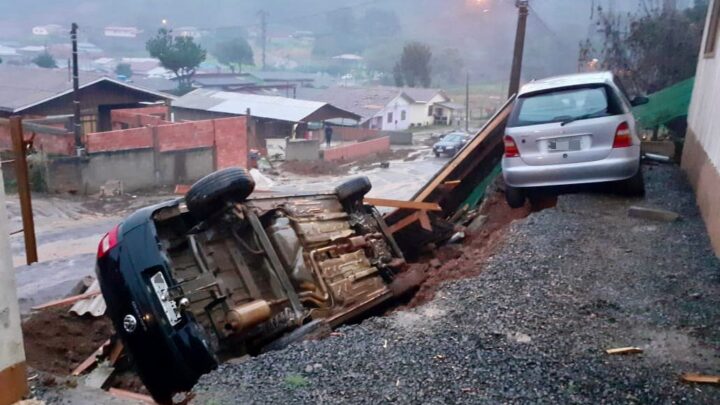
[{"x1": 559, "y1": 110, "x2": 606, "y2": 126}]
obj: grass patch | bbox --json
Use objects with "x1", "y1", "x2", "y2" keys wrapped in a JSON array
[{"x1": 284, "y1": 373, "x2": 309, "y2": 389}]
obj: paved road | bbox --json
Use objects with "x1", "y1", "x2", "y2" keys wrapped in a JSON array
[{"x1": 194, "y1": 164, "x2": 720, "y2": 404}]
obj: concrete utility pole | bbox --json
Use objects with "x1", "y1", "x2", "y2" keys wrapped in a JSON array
[
  {"x1": 508, "y1": 0, "x2": 529, "y2": 98},
  {"x1": 70, "y1": 23, "x2": 83, "y2": 150},
  {"x1": 0, "y1": 160, "x2": 29, "y2": 405},
  {"x1": 258, "y1": 10, "x2": 268, "y2": 70}
]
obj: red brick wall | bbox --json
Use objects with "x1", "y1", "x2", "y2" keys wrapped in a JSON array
[
  {"x1": 111, "y1": 106, "x2": 170, "y2": 130},
  {"x1": 323, "y1": 136, "x2": 390, "y2": 162},
  {"x1": 85, "y1": 116, "x2": 249, "y2": 169},
  {"x1": 213, "y1": 117, "x2": 248, "y2": 169},
  {"x1": 86, "y1": 127, "x2": 153, "y2": 153},
  {"x1": 156, "y1": 121, "x2": 215, "y2": 152}
]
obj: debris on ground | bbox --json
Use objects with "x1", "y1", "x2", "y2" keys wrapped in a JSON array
[
  {"x1": 680, "y1": 373, "x2": 720, "y2": 384},
  {"x1": 605, "y1": 347, "x2": 643, "y2": 355},
  {"x1": 22, "y1": 308, "x2": 113, "y2": 376},
  {"x1": 628, "y1": 205, "x2": 681, "y2": 222}
]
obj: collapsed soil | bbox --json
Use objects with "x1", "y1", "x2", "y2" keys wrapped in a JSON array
[
  {"x1": 406, "y1": 189, "x2": 532, "y2": 308},
  {"x1": 22, "y1": 308, "x2": 113, "y2": 376}
]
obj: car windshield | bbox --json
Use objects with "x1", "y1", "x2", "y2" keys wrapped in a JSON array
[
  {"x1": 443, "y1": 134, "x2": 466, "y2": 142},
  {"x1": 509, "y1": 85, "x2": 612, "y2": 127}
]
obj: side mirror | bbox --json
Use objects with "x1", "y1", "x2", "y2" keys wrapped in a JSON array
[{"x1": 631, "y1": 96, "x2": 649, "y2": 107}]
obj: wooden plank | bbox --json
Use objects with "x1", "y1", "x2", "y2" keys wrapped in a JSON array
[
  {"x1": 71, "y1": 339, "x2": 110, "y2": 376},
  {"x1": 174, "y1": 184, "x2": 191, "y2": 195},
  {"x1": 363, "y1": 198, "x2": 442, "y2": 212},
  {"x1": 418, "y1": 210, "x2": 432, "y2": 231},
  {"x1": 413, "y1": 98, "x2": 514, "y2": 203},
  {"x1": 108, "y1": 340, "x2": 124, "y2": 366},
  {"x1": 108, "y1": 388, "x2": 156, "y2": 404},
  {"x1": 387, "y1": 211, "x2": 421, "y2": 234},
  {"x1": 31, "y1": 291, "x2": 102, "y2": 311},
  {"x1": 680, "y1": 373, "x2": 720, "y2": 384},
  {"x1": 605, "y1": 347, "x2": 643, "y2": 355}
]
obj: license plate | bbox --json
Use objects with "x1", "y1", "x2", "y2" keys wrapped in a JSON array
[
  {"x1": 548, "y1": 137, "x2": 582, "y2": 152},
  {"x1": 150, "y1": 272, "x2": 181, "y2": 326}
]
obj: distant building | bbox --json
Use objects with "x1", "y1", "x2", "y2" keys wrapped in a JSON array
[
  {"x1": 0, "y1": 66, "x2": 171, "y2": 133},
  {"x1": 104, "y1": 26, "x2": 142, "y2": 38},
  {"x1": 682, "y1": 0, "x2": 720, "y2": 256},
  {"x1": 175, "y1": 26, "x2": 202, "y2": 39},
  {"x1": 32, "y1": 24, "x2": 64, "y2": 36},
  {"x1": 295, "y1": 86, "x2": 459, "y2": 131}
]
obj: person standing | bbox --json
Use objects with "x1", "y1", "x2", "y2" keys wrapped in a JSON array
[{"x1": 324, "y1": 124, "x2": 333, "y2": 148}]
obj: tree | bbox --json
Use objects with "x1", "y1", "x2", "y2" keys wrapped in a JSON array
[
  {"x1": 395, "y1": 42, "x2": 432, "y2": 88},
  {"x1": 214, "y1": 38, "x2": 254, "y2": 73},
  {"x1": 146, "y1": 28, "x2": 206, "y2": 90},
  {"x1": 580, "y1": 1, "x2": 708, "y2": 94},
  {"x1": 32, "y1": 51, "x2": 57, "y2": 69},
  {"x1": 115, "y1": 63, "x2": 133, "y2": 79}
]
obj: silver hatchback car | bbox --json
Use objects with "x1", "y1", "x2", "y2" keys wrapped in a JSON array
[{"x1": 502, "y1": 72, "x2": 648, "y2": 208}]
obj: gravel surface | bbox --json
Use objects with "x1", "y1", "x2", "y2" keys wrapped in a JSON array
[{"x1": 194, "y1": 164, "x2": 720, "y2": 404}]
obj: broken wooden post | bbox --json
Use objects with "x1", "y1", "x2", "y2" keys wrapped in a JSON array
[
  {"x1": 0, "y1": 157, "x2": 29, "y2": 405},
  {"x1": 10, "y1": 116, "x2": 38, "y2": 265}
]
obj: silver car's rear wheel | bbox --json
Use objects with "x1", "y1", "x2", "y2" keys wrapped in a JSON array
[{"x1": 505, "y1": 185, "x2": 526, "y2": 208}]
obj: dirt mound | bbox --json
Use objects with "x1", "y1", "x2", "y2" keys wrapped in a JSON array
[
  {"x1": 406, "y1": 191, "x2": 532, "y2": 308},
  {"x1": 23, "y1": 308, "x2": 113, "y2": 376}
]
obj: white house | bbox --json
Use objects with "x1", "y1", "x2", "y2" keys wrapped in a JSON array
[
  {"x1": 369, "y1": 88, "x2": 457, "y2": 131},
  {"x1": 31, "y1": 24, "x2": 63, "y2": 36},
  {"x1": 104, "y1": 26, "x2": 141, "y2": 38},
  {"x1": 682, "y1": 0, "x2": 720, "y2": 256},
  {"x1": 294, "y1": 86, "x2": 461, "y2": 131}
]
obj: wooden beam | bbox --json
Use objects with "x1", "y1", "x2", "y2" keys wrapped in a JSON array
[
  {"x1": 418, "y1": 210, "x2": 432, "y2": 231},
  {"x1": 31, "y1": 291, "x2": 102, "y2": 311},
  {"x1": 10, "y1": 116, "x2": 38, "y2": 265},
  {"x1": 71, "y1": 339, "x2": 110, "y2": 376},
  {"x1": 605, "y1": 347, "x2": 643, "y2": 355},
  {"x1": 108, "y1": 388, "x2": 156, "y2": 404},
  {"x1": 363, "y1": 198, "x2": 442, "y2": 212},
  {"x1": 387, "y1": 211, "x2": 421, "y2": 234},
  {"x1": 680, "y1": 373, "x2": 720, "y2": 384}
]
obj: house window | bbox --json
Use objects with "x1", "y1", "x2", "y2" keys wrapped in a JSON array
[
  {"x1": 706, "y1": 0, "x2": 720, "y2": 57},
  {"x1": 401, "y1": 110, "x2": 406, "y2": 120},
  {"x1": 387, "y1": 112, "x2": 393, "y2": 123},
  {"x1": 428, "y1": 105, "x2": 433, "y2": 116}
]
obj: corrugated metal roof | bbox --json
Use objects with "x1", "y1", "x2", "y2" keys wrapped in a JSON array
[
  {"x1": 174, "y1": 88, "x2": 359, "y2": 122},
  {"x1": 69, "y1": 279, "x2": 106, "y2": 317}
]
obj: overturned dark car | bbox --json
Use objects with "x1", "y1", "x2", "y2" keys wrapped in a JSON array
[{"x1": 95, "y1": 168, "x2": 421, "y2": 403}]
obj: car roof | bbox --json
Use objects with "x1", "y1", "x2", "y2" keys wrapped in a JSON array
[{"x1": 518, "y1": 71, "x2": 614, "y2": 96}]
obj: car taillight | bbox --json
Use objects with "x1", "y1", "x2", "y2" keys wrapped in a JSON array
[
  {"x1": 97, "y1": 224, "x2": 120, "y2": 258},
  {"x1": 504, "y1": 136, "x2": 520, "y2": 158},
  {"x1": 613, "y1": 122, "x2": 633, "y2": 148}
]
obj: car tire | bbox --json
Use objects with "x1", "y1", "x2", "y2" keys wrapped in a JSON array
[
  {"x1": 505, "y1": 185, "x2": 526, "y2": 208},
  {"x1": 185, "y1": 167, "x2": 255, "y2": 220},
  {"x1": 335, "y1": 176, "x2": 372, "y2": 204},
  {"x1": 619, "y1": 166, "x2": 645, "y2": 197},
  {"x1": 434, "y1": 151, "x2": 441, "y2": 157},
  {"x1": 261, "y1": 320, "x2": 329, "y2": 352}
]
